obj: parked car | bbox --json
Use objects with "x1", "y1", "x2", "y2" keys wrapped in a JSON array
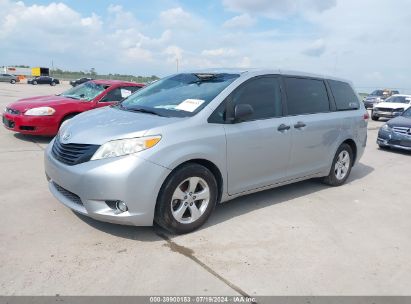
[
  {"x1": 363, "y1": 89, "x2": 399, "y2": 109},
  {"x1": 28, "y1": 76, "x2": 60, "y2": 86},
  {"x1": 44, "y1": 69, "x2": 368, "y2": 234},
  {"x1": 2, "y1": 80, "x2": 144, "y2": 136},
  {"x1": 0, "y1": 73, "x2": 19, "y2": 84},
  {"x1": 70, "y1": 77, "x2": 93, "y2": 87},
  {"x1": 377, "y1": 107, "x2": 411, "y2": 151},
  {"x1": 371, "y1": 94, "x2": 411, "y2": 120}
]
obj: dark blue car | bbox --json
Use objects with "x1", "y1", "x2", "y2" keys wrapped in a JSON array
[{"x1": 377, "y1": 107, "x2": 411, "y2": 151}]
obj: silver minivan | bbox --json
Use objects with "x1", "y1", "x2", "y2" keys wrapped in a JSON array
[{"x1": 45, "y1": 69, "x2": 368, "y2": 234}]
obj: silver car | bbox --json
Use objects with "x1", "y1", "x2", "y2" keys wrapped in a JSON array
[
  {"x1": 45, "y1": 69, "x2": 368, "y2": 234},
  {"x1": 0, "y1": 73, "x2": 19, "y2": 84}
]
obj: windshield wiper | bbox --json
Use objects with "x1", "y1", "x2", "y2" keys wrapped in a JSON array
[
  {"x1": 126, "y1": 107, "x2": 164, "y2": 117},
  {"x1": 62, "y1": 95, "x2": 80, "y2": 100}
]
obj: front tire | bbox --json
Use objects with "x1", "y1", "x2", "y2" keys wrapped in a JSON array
[
  {"x1": 155, "y1": 163, "x2": 218, "y2": 234},
  {"x1": 323, "y1": 144, "x2": 353, "y2": 187},
  {"x1": 50, "y1": 81, "x2": 56, "y2": 86},
  {"x1": 32, "y1": 81, "x2": 37, "y2": 85},
  {"x1": 371, "y1": 110, "x2": 379, "y2": 121}
]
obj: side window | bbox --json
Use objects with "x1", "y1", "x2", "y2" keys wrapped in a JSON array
[
  {"x1": 121, "y1": 86, "x2": 141, "y2": 98},
  {"x1": 101, "y1": 88, "x2": 123, "y2": 102},
  {"x1": 284, "y1": 77, "x2": 330, "y2": 115},
  {"x1": 328, "y1": 80, "x2": 359, "y2": 111},
  {"x1": 229, "y1": 77, "x2": 282, "y2": 122}
]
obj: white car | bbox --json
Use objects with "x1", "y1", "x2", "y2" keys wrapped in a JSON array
[{"x1": 371, "y1": 94, "x2": 411, "y2": 121}]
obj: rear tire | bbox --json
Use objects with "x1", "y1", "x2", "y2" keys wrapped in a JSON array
[
  {"x1": 50, "y1": 81, "x2": 56, "y2": 86},
  {"x1": 323, "y1": 143, "x2": 353, "y2": 187},
  {"x1": 32, "y1": 81, "x2": 37, "y2": 85},
  {"x1": 155, "y1": 163, "x2": 218, "y2": 234},
  {"x1": 10, "y1": 79, "x2": 16, "y2": 84}
]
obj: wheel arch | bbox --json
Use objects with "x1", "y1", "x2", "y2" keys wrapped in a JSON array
[
  {"x1": 165, "y1": 158, "x2": 224, "y2": 204},
  {"x1": 341, "y1": 138, "x2": 357, "y2": 165}
]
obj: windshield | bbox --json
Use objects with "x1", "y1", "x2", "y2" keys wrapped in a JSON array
[
  {"x1": 385, "y1": 96, "x2": 410, "y2": 104},
  {"x1": 119, "y1": 73, "x2": 240, "y2": 117},
  {"x1": 402, "y1": 107, "x2": 411, "y2": 117},
  {"x1": 60, "y1": 82, "x2": 107, "y2": 101},
  {"x1": 370, "y1": 90, "x2": 384, "y2": 96}
]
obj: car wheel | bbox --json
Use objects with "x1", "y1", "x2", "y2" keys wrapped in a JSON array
[
  {"x1": 32, "y1": 81, "x2": 37, "y2": 85},
  {"x1": 323, "y1": 143, "x2": 353, "y2": 187},
  {"x1": 155, "y1": 163, "x2": 218, "y2": 234},
  {"x1": 371, "y1": 110, "x2": 379, "y2": 121},
  {"x1": 50, "y1": 81, "x2": 56, "y2": 86},
  {"x1": 10, "y1": 79, "x2": 16, "y2": 84}
]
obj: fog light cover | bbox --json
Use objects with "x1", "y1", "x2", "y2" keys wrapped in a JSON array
[{"x1": 116, "y1": 201, "x2": 128, "y2": 212}]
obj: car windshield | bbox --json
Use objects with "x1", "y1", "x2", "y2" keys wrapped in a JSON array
[
  {"x1": 370, "y1": 90, "x2": 384, "y2": 96},
  {"x1": 402, "y1": 107, "x2": 411, "y2": 117},
  {"x1": 60, "y1": 82, "x2": 106, "y2": 101},
  {"x1": 385, "y1": 96, "x2": 410, "y2": 104},
  {"x1": 119, "y1": 73, "x2": 240, "y2": 117}
]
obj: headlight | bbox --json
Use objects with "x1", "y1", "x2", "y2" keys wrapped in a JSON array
[
  {"x1": 25, "y1": 107, "x2": 56, "y2": 116},
  {"x1": 381, "y1": 124, "x2": 392, "y2": 131},
  {"x1": 91, "y1": 135, "x2": 161, "y2": 160}
]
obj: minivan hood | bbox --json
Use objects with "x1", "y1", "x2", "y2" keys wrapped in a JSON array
[
  {"x1": 375, "y1": 102, "x2": 410, "y2": 109},
  {"x1": 59, "y1": 106, "x2": 183, "y2": 145},
  {"x1": 8, "y1": 95, "x2": 83, "y2": 112}
]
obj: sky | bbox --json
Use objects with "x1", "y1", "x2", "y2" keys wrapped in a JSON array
[{"x1": 1, "y1": 0, "x2": 410, "y2": 91}]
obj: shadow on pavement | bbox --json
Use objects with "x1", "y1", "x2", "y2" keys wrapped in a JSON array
[
  {"x1": 14, "y1": 133, "x2": 53, "y2": 144},
  {"x1": 73, "y1": 212, "x2": 163, "y2": 242},
  {"x1": 74, "y1": 162, "x2": 374, "y2": 239},
  {"x1": 204, "y1": 162, "x2": 374, "y2": 230}
]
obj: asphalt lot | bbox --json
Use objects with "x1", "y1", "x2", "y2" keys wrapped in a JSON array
[{"x1": 0, "y1": 82, "x2": 410, "y2": 297}]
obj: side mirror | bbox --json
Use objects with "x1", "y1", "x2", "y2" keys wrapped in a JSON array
[{"x1": 233, "y1": 104, "x2": 254, "y2": 122}]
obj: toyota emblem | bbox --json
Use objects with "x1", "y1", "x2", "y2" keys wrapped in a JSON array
[{"x1": 62, "y1": 131, "x2": 71, "y2": 142}]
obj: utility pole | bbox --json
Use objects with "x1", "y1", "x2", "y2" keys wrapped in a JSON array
[{"x1": 176, "y1": 58, "x2": 179, "y2": 73}]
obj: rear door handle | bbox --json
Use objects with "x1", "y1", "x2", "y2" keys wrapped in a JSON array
[
  {"x1": 277, "y1": 124, "x2": 291, "y2": 132},
  {"x1": 294, "y1": 122, "x2": 306, "y2": 129}
]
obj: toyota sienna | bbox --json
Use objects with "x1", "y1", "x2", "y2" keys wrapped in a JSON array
[{"x1": 45, "y1": 69, "x2": 368, "y2": 234}]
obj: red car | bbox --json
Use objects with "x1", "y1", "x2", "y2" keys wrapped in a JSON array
[{"x1": 2, "y1": 80, "x2": 144, "y2": 136}]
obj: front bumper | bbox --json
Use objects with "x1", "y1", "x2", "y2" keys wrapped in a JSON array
[
  {"x1": 2, "y1": 112, "x2": 59, "y2": 135},
  {"x1": 44, "y1": 140, "x2": 171, "y2": 226},
  {"x1": 377, "y1": 129, "x2": 411, "y2": 151},
  {"x1": 373, "y1": 110, "x2": 403, "y2": 119}
]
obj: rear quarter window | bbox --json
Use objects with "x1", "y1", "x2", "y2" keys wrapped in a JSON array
[{"x1": 328, "y1": 80, "x2": 359, "y2": 111}]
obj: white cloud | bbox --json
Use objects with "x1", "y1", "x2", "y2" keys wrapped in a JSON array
[
  {"x1": 303, "y1": 39, "x2": 326, "y2": 57},
  {"x1": 0, "y1": 0, "x2": 410, "y2": 91},
  {"x1": 201, "y1": 48, "x2": 236, "y2": 57},
  {"x1": 223, "y1": 14, "x2": 255, "y2": 28},
  {"x1": 159, "y1": 7, "x2": 202, "y2": 30},
  {"x1": 223, "y1": 0, "x2": 337, "y2": 18}
]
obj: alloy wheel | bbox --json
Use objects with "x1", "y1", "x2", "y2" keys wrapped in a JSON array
[
  {"x1": 170, "y1": 177, "x2": 210, "y2": 224},
  {"x1": 334, "y1": 150, "x2": 350, "y2": 180}
]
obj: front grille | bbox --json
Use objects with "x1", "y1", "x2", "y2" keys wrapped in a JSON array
[
  {"x1": 393, "y1": 126, "x2": 411, "y2": 135},
  {"x1": 5, "y1": 107, "x2": 20, "y2": 115},
  {"x1": 375, "y1": 107, "x2": 393, "y2": 112},
  {"x1": 53, "y1": 182, "x2": 83, "y2": 206},
  {"x1": 52, "y1": 136, "x2": 100, "y2": 166}
]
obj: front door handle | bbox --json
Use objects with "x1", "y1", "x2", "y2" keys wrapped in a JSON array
[
  {"x1": 294, "y1": 122, "x2": 306, "y2": 129},
  {"x1": 277, "y1": 124, "x2": 291, "y2": 132}
]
